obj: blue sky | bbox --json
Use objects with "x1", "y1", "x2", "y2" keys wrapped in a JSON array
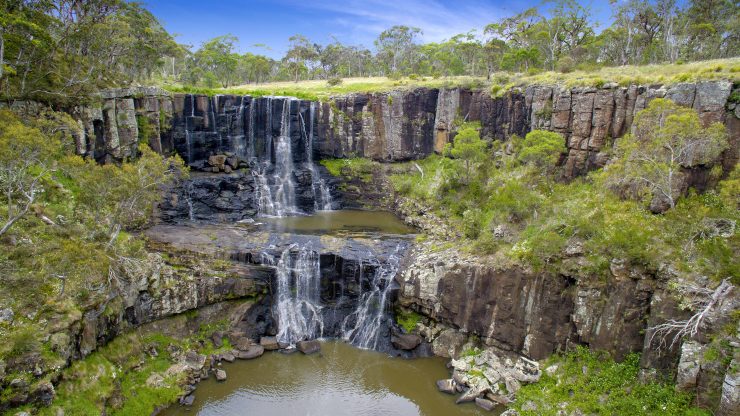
[{"x1": 145, "y1": 0, "x2": 617, "y2": 58}]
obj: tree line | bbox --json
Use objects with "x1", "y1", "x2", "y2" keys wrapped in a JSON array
[
  {"x1": 178, "y1": 0, "x2": 739, "y2": 87},
  {"x1": 1, "y1": 0, "x2": 738, "y2": 98}
]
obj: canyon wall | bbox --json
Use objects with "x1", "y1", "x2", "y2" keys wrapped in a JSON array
[{"x1": 70, "y1": 81, "x2": 738, "y2": 180}]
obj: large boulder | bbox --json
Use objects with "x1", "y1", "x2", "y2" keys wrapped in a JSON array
[
  {"x1": 436, "y1": 379, "x2": 456, "y2": 394},
  {"x1": 391, "y1": 333, "x2": 422, "y2": 350},
  {"x1": 236, "y1": 345, "x2": 264, "y2": 360},
  {"x1": 260, "y1": 336, "x2": 280, "y2": 351}
]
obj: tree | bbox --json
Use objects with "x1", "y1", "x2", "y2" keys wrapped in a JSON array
[
  {"x1": 0, "y1": 110, "x2": 60, "y2": 236},
  {"x1": 374, "y1": 25, "x2": 421, "y2": 75},
  {"x1": 445, "y1": 124, "x2": 487, "y2": 183},
  {"x1": 73, "y1": 144, "x2": 184, "y2": 244},
  {"x1": 517, "y1": 130, "x2": 566, "y2": 171},
  {"x1": 606, "y1": 99, "x2": 728, "y2": 211},
  {"x1": 192, "y1": 35, "x2": 240, "y2": 87},
  {"x1": 283, "y1": 34, "x2": 318, "y2": 82}
]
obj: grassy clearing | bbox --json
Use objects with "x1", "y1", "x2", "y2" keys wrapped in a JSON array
[
  {"x1": 512, "y1": 347, "x2": 709, "y2": 416},
  {"x1": 160, "y1": 58, "x2": 740, "y2": 100}
]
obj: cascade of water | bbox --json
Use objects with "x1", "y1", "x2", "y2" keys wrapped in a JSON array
[
  {"x1": 186, "y1": 182, "x2": 195, "y2": 221},
  {"x1": 271, "y1": 99, "x2": 297, "y2": 215},
  {"x1": 342, "y1": 245, "x2": 403, "y2": 350},
  {"x1": 299, "y1": 102, "x2": 333, "y2": 210},
  {"x1": 234, "y1": 96, "x2": 247, "y2": 159},
  {"x1": 247, "y1": 97, "x2": 255, "y2": 161},
  {"x1": 271, "y1": 245, "x2": 325, "y2": 345}
]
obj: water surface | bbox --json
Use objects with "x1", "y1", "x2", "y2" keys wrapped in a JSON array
[
  {"x1": 255, "y1": 210, "x2": 415, "y2": 235},
  {"x1": 162, "y1": 341, "x2": 492, "y2": 416}
]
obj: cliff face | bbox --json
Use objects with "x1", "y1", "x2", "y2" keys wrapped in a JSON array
[{"x1": 74, "y1": 80, "x2": 737, "y2": 181}]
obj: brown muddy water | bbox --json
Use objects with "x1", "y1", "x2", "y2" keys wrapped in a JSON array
[
  {"x1": 254, "y1": 210, "x2": 415, "y2": 235},
  {"x1": 162, "y1": 340, "x2": 496, "y2": 416}
]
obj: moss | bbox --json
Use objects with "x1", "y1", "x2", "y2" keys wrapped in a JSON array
[{"x1": 395, "y1": 309, "x2": 422, "y2": 333}]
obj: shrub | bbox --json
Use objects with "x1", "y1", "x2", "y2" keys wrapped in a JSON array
[
  {"x1": 517, "y1": 130, "x2": 566, "y2": 171},
  {"x1": 327, "y1": 77, "x2": 343, "y2": 86},
  {"x1": 556, "y1": 56, "x2": 576, "y2": 73}
]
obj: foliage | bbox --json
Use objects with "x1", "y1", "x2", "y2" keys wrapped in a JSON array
[
  {"x1": 0, "y1": 1, "x2": 181, "y2": 103},
  {"x1": 391, "y1": 105, "x2": 737, "y2": 286},
  {"x1": 513, "y1": 346, "x2": 709, "y2": 416},
  {"x1": 320, "y1": 157, "x2": 378, "y2": 183},
  {"x1": 516, "y1": 130, "x2": 566, "y2": 171},
  {"x1": 443, "y1": 123, "x2": 487, "y2": 182},
  {"x1": 605, "y1": 98, "x2": 728, "y2": 210}
]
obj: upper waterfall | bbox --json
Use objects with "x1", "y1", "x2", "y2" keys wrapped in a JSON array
[{"x1": 175, "y1": 94, "x2": 333, "y2": 218}]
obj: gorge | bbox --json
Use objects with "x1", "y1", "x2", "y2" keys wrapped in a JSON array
[{"x1": 0, "y1": 77, "x2": 738, "y2": 416}]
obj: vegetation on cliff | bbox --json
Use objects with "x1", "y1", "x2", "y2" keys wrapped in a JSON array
[
  {"x1": 512, "y1": 347, "x2": 708, "y2": 416},
  {"x1": 391, "y1": 100, "x2": 737, "y2": 287},
  {"x1": 0, "y1": 109, "x2": 184, "y2": 410}
]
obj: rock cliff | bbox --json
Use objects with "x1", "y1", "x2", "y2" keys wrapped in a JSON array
[{"x1": 69, "y1": 80, "x2": 737, "y2": 182}]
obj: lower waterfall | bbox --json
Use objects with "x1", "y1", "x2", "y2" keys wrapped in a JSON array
[{"x1": 264, "y1": 243, "x2": 403, "y2": 350}]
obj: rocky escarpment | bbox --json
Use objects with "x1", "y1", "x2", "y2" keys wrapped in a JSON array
[
  {"x1": 0, "y1": 245, "x2": 269, "y2": 411},
  {"x1": 395, "y1": 240, "x2": 739, "y2": 414},
  {"x1": 145, "y1": 223, "x2": 417, "y2": 354},
  {"x1": 65, "y1": 80, "x2": 737, "y2": 182}
]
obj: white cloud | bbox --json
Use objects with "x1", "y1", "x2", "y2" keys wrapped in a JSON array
[{"x1": 292, "y1": 0, "x2": 513, "y2": 47}]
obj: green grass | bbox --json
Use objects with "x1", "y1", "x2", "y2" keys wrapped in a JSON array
[
  {"x1": 512, "y1": 347, "x2": 709, "y2": 416},
  {"x1": 160, "y1": 58, "x2": 740, "y2": 100},
  {"x1": 320, "y1": 157, "x2": 378, "y2": 183}
]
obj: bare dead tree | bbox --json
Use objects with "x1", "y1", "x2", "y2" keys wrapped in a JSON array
[{"x1": 649, "y1": 278, "x2": 733, "y2": 350}]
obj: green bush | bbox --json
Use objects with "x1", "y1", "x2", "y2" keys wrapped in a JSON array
[{"x1": 327, "y1": 77, "x2": 343, "y2": 86}]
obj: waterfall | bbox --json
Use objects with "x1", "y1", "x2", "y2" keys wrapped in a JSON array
[
  {"x1": 186, "y1": 182, "x2": 195, "y2": 221},
  {"x1": 180, "y1": 94, "x2": 333, "y2": 216},
  {"x1": 268, "y1": 245, "x2": 325, "y2": 345},
  {"x1": 301, "y1": 102, "x2": 333, "y2": 210},
  {"x1": 272, "y1": 99, "x2": 297, "y2": 215},
  {"x1": 267, "y1": 244, "x2": 404, "y2": 350},
  {"x1": 341, "y1": 245, "x2": 402, "y2": 350}
]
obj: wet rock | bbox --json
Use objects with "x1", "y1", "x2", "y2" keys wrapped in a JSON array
[
  {"x1": 297, "y1": 340, "x2": 321, "y2": 354},
  {"x1": 220, "y1": 351, "x2": 235, "y2": 363},
  {"x1": 500, "y1": 410, "x2": 519, "y2": 416},
  {"x1": 391, "y1": 333, "x2": 422, "y2": 350},
  {"x1": 236, "y1": 345, "x2": 264, "y2": 360},
  {"x1": 181, "y1": 394, "x2": 195, "y2": 406},
  {"x1": 260, "y1": 336, "x2": 280, "y2": 351},
  {"x1": 456, "y1": 385, "x2": 485, "y2": 404},
  {"x1": 475, "y1": 397, "x2": 496, "y2": 411},
  {"x1": 436, "y1": 379, "x2": 456, "y2": 394},
  {"x1": 486, "y1": 392, "x2": 512, "y2": 405},
  {"x1": 215, "y1": 369, "x2": 227, "y2": 382}
]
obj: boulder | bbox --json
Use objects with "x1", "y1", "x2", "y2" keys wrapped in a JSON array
[
  {"x1": 215, "y1": 369, "x2": 227, "y2": 382},
  {"x1": 297, "y1": 340, "x2": 321, "y2": 354},
  {"x1": 391, "y1": 333, "x2": 422, "y2": 350},
  {"x1": 260, "y1": 336, "x2": 280, "y2": 351},
  {"x1": 232, "y1": 337, "x2": 253, "y2": 351},
  {"x1": 208, "y1": 155, "x2": 227, "y2": 169},
  {"x1": 475, "y1": 397, "x2": 496, "y2": 411},
  {"x1": 226, "y1": 156, "x2": 239, "y2": 169},
  {"x1": 436, "y1": 379, "x2": 456, "y2": 394},
  {"x1": 236, "y1": 345, "x2": 264, "y2": 360},
  {"x1": 220, "y1": 352, "x2": 235, "y2": 363},
  {"x1": 455, "y1": 385, "x2": 485, "y2": 404},
  {"x1": 181, "y1": 394, "x2": 195, "y2": 406}
]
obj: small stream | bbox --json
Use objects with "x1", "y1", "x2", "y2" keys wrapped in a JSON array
[{"x1": 161, "y1": 341, "x2": 491, "y2": 416}]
